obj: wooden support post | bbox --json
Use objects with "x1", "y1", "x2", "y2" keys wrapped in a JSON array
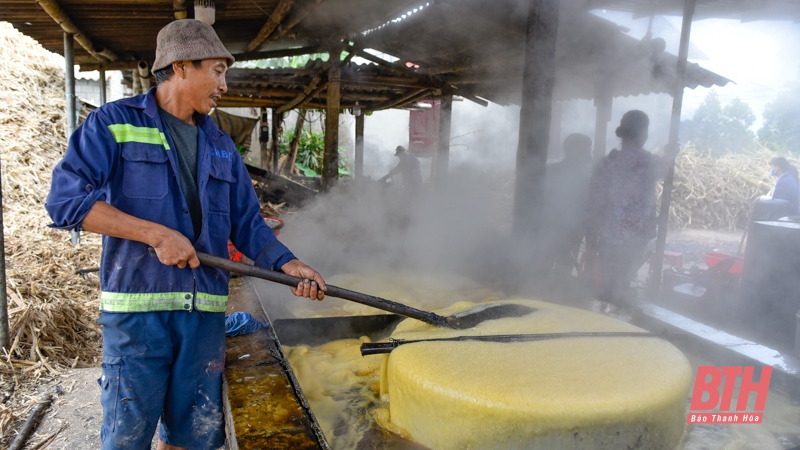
[
  {"x1": 323, "y1": 63, "x2": 341, "y2": 189},
  {"x1": 271, "y1": 109, "x2": 283, "y2": 173},
  {"x1": 593, "y1": 93, "x2": 612, "y2": 163},
  {"x1": 64, "y1": 32, "x2": 76, "y2": 138},
  {"x1": 548, "y1": 100, "x2": 562, "y2": 160},
  {"x1": 649, "y1": 0, "x2": 697, "y2": 294},
  {"x1": 512, "y1": 0, "x2": 559, "y2": 236},
  {"x1": 98, "y1": 68, "x2": 107, "y2": 105},
  {"x1": 355, "y1": 113, "x2": 364, "y2": 179},
  {"x1": 434, "y1": 95, "x2": 453, "y2": 188}
]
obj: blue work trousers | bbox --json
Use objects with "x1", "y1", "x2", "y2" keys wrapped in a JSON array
[{"x1": 98, "y1": 310, "x2": 225, "y2": 450}]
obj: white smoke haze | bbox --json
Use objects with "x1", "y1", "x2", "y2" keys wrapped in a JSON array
[{"x1": 257, "y1": 3, "x2": 800, "y2": 329}]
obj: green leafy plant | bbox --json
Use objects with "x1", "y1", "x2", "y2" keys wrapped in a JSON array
[
  {"x1": 235, "y1": 143, "x2": 248, "y2": 156},
  {"x1": 279, "y1": 129, "x2": 349, "y2": 177}
]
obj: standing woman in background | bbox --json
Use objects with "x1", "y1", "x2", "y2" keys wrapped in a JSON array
[
  {"x1": 585, "y1": 110, "x2": 678, "y2": 304},
  {"x1": 760, "y1": 156, "x2": 800, "y2": 216}
]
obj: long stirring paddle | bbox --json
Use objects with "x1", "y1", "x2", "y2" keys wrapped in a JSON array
[{"x1": 197, "y1": 252, "x2": 535, "y2": 329}]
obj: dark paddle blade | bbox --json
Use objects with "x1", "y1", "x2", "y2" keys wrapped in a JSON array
[
  {"x1": 360, "y1": 331, "x2": 685, "y2": 355},
  {"x1": 444, "y1": 303, "x2": 537, "y2": 329}
]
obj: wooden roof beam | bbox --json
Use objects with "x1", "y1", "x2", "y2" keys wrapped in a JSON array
[
  {"x1": 259, "y1": 0, "x2": 328, "y2": 49},
  {"x1": 369, "y1": 88, "x2": 428, "y2": 112},
  {"x1": 246, "y1": 0, "x2": 296, "y2": 52},
  {"x1": 35, "y1": 0, "x2": 118, "y2": 62},
  {"x1": 79, "y1": 46, "x2": 330, "y2": 71},
  {"x1": 275, "y1": 73, "x2": 325, "y2": 114},
  {"x1": 273, "y1": 44, "x2": 348, "y2": 113}
]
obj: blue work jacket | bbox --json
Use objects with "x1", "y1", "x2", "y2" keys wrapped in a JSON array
[{"x1": 46, "y1": 88, "x2": 295, "y2": 313}]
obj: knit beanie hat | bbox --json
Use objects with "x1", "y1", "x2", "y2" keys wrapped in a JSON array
[{"x1": 153, "y1": 19, "x2": 235, "y2": 72}]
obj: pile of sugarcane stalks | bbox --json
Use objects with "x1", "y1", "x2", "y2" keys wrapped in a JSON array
[
  {"x1": 666, "y1": 144, "x2": 798, "y2": 231},
  {"x1": 0, "y1": 22, "x2": 102, "y2": 445}
]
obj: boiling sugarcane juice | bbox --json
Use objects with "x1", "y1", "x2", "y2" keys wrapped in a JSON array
[{"x1": 283, "y1": 276, "x2": 800, "y2": 449}]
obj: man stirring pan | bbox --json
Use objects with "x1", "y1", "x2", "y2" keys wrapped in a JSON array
[
  {"x1": 46, "y1": 20, "x2": 326, "y2": 450},
  {"x1": 379, "y1": 145, "x2": 423, "y2": 194}
]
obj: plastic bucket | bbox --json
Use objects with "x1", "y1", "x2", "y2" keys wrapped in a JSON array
[
  {"x1": 703, "y1": 251, "x2": 744, "y2": 274},
  {"x1": 228, "y1": 217, "x2": 285, "y2": 262}
]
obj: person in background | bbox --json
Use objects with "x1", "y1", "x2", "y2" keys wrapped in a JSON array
[
  {"x1": 379, "y1": 145, "x2": 423, "y2": 194},
  {"x1": 542, "y1": 133, "x2": 593, "y2": 277},
  {"x1": 585, "y1": 110, "x2": 678, "y2": 304},
  {"x1": 759, "y1": 156, "x2": 800, "y2": 216}
]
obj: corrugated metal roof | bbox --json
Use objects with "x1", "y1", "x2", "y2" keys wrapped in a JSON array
[
  {"x1": 585, "y1": 0, "x2": 800, "y2": 21},
  {"x1": 2, "y1": 0, "x2": 732, "y2": 107},
  {"x1": 0, "y1": 0, "x2": 423, "y2": 66},
  {"x1": 359, "y1": 0, "x2": 732, "y2": 104}
]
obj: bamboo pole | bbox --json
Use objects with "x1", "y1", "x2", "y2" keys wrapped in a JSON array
[
  {"x1": 246, "y1": 0, "x2": 296, "y2": 52},
  {"x1": 649, "y1": 0, "x2": 697, "y2": 294},
  {"x1": 512, "y1": 0, "x2": 559, "y2": 239},
  {"x1": 322, "y1": 63, "x2": 341, "y2": 189},
  {"x1": 137, "y1": 61, "x2": 151, "y2": 92},
  {"x1": 36, "y1": 0, "x2": 117, "y2": 62},
  {"x1": 354, "y1": 113, "x2": 364, "y2": 179},
  {"x1": 80, "y1": 46, "x2": 329, "y2": 71},
  {"x1": 434, "y1": 95, "x2": 453, "y2": 188},
  {"x1": 173, "y1": 0, "x2": 187, "y2": 19}
]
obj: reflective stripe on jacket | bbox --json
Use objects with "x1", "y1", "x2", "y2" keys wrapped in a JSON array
[{"x1": 46, "y1": 88, "x2": 295, "y2": 312}]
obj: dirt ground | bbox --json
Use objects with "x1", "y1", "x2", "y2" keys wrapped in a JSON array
[
  {"x1": 664, "y1": 229, "x2": 745, "y2": 266},
  {"x1": 12, "y1": 368, "x2": 158, "y2": 450}
]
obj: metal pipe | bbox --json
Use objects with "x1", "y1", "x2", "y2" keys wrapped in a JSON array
[
  {"x1": 795, "y1": 309, "x2": 800, "y2": 358},
  {"x1": 98, "y1": 68, "x2": 106, "y2": 105},
  {"x1": 64, "y1": 32, "x2": 76, "y2": 138},
  {"x1": 648, "y1": 0, "x2": 696, "y2": 294}
]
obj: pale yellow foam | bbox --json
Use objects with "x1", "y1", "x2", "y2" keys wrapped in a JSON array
[
  {"x1": 290, "y1": 271, "x2": 501, "y2": 318},
  {"x1": 385, "y1": 299, "x2": 694, "y2": 450}
]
